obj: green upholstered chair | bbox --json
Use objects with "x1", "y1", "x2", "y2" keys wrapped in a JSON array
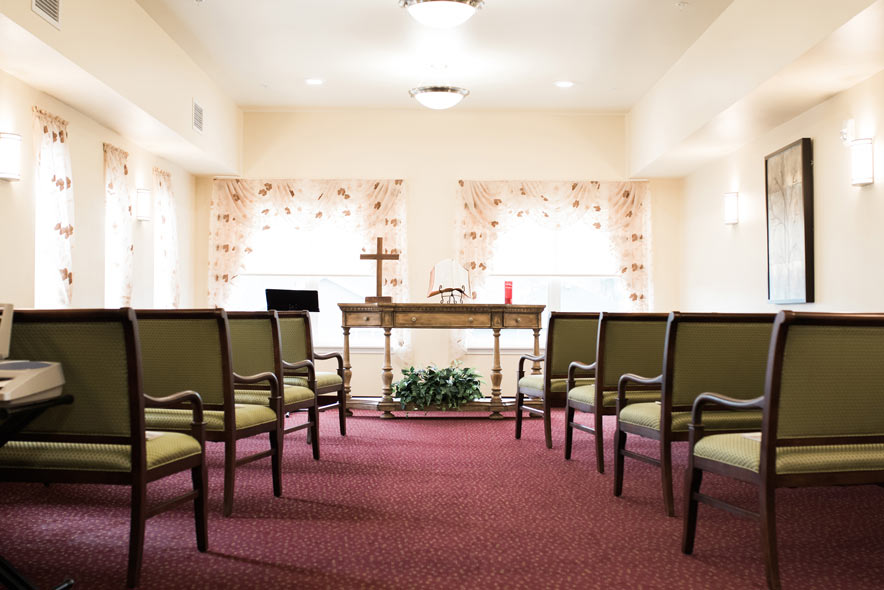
[
  {"x1": 0, "y1": 309, "x2": 207, "y2": 588},
  {"x1": 277, "y1": 311, "x2": 346, "y2": 436},
  {"x1": 613, "y1": 312, "x2": 775, "y2": 516},
  {"x1": 515, "y1": 312, "x2": 599, "y2": 449},
  {"x1": 683, "y1": 311, "x2": 884, "y2": 590},
  {"x1": 565, "y1": 312, "x2": 668, "y2": 473},
  {"x1": 227, "y1": 311, "x2": 319, "y2": 457},
  {"x1": 139, "y1": 309, "x2": 282, "y2": 518}
]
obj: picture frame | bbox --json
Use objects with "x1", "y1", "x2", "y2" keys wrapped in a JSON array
[{"x1": 764, "y1": 138, "x2": 814, "y2": 304}]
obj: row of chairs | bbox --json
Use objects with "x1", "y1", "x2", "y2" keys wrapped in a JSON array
[
  {"x1": 515, "y1": 310, "x2": 884, "y2": 590},
  {"x1": 0, "y1": 308, "x2": 345, "y2": 588}
]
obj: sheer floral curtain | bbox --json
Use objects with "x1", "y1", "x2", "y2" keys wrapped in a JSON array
[
  {"x1": 33, "y1": 107, "x2": 75, "y2": 308},
  {"x1": 103, "y1": 143, "x2": 133, "y2": 307},
  {"x1": 209, "y1": 178, "x2": 408, "y2": 307},
  {"x1": 456, "y1": 180, "x2": 651, "y2": 309},
  {"x1": 153, "y1": 167, "x2": 180, "y2": 308}
]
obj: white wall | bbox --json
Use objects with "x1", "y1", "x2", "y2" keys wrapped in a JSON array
[
  {"x1": 0, "y1": 0, "x2": 242, "y2": 175},
  {"x1": 0, "y1": 67, "x2": 196, "y2": 309},
  {"x1": 192, "y1": 108, "x2": 680, "y2": 397},
  {"x1": 678, "y1": 68, "x2": 884, "y2": 312}
]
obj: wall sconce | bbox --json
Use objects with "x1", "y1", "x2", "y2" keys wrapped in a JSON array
[
  {"x1": 723, "y1": 192, "x2": 739, "y2": 225},
  {"x1": 0, "y1": 132, "x2": 23, "y2": 181},
  {"x1": 850, "y1": 138, "x2": 874, "y2": 186},
  {"x1": 136, "y1": 188, "x2": 151, "y2": 221}
]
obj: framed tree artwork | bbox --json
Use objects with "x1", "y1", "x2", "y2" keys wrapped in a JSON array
[{"x1": 765, "y1": 138, "x2": 814, "y2": 304}]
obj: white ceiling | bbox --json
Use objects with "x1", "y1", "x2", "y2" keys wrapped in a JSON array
[{"x1": 135, "y1": 0, "x2": 734, "y2": 111}]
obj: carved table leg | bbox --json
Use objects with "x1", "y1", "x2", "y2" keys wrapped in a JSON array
[
  {"x1": 380, "y1": 327, "x2": 395, "y2": 419},
  {"x1": 532, "y1": 328, "x2": 542, "y2": 375},
  {"x1": 489, "y1": 327, "x2": 504, "y2": 419},
  {"x1": 342, "y1": 327, "x2": 354, "y2": 416}
]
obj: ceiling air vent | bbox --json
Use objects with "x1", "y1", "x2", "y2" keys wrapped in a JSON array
[
  {"x1": 32, "y1": 0, "x2": 61, "y2": 29},
  {"x1": 192, "y1": 100, "x2": 204, "y2": 134}
]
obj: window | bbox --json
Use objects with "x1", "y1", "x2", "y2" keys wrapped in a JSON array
[
  {"x1": 227, "y1": 227, "x2": 383, "y2": 348},
  {"x1": 466, "y1": 220, "x2": 626, "y2": 350}
]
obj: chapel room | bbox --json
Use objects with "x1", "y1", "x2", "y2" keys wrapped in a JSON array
[{"x1": 1, "y1": 1, "x2": 883, "y2": 589}]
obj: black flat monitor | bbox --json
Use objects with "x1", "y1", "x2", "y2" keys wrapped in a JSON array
[{"x1": 265, "y1": 289, "x2": 320, "y2": 312}]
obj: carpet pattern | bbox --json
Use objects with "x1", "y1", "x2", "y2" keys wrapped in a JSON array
[{"x1": 1, "y1": 409, "x2": 883, "y2": 589}]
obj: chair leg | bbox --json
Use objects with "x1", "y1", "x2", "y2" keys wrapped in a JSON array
[
  {"x1": 338, "y1": 389, "x2": 347, "y2": 436},
  {"x1": 515, "y1": 389, "x2": 524, "y2": 439},
  {"x1": 760, "y1": 485, "x2": 781, "y2": 590},
  {"x1": 564, "y1": 404, "x2": 575, "y2": 460},
  {"x1": 661, "y1": 440, "x2": 675, "y2": 517},
  {"x1": 223, "y1": 439, "x2": 236, "y2": 517},
  {"x1": 126, "y1": 482, "x2": 147, "y2": 588},
  {"x1": 191, "y1": 461, "x2": 208, "y2": 552},
  {"x1": 270, "y1": 428, "x2": 283, "y2": 497},
  {"x1": 682, "y1": 466, "x2": 703, "y2": 554},
  {"x1": 309, "y1": 404, "x2": 320, "y2": 460},
  {"x1": 543, "y1": 394, "x2": 552, "y2": 449},
  {"x1": 594, "y1": 409, "x2": 605, "y2": 474},
  {"x1": 613, "y1": 427, "x2": 626, "y2": 496}
]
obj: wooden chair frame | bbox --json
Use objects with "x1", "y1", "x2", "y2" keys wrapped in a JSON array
[
  {"x1": 138, "y1": 309, "x2": 283, "y2": 517},
  {"x1": 277, "y1": 310, "x2": 346, "y2": 437},
  {"x1": 613, "y1": 312, "x2": 775, "y2": 516},
  {"x1": 515, "y1": 312, "x2": 599, "y2": 449},
  {"x1": 565, "y1": 312, "x2": 668, "y2": 473},
  {"x1": 0, "y1": 309, "x2": 208, "y2": 588},
  {"x1": 227, "y1": 311, "x2": 319, "y2": 459},
  {"x1": 682, "y1": 311, "x2": 884, "y2": 590}
]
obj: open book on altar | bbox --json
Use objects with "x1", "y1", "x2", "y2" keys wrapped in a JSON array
[{"x1": 427, "y1": 259, "x2": 471, "y2": 303}]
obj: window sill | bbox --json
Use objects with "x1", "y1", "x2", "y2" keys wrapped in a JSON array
[{"x1": 314, "y1": 346, "x2": 385, "y2": 355}]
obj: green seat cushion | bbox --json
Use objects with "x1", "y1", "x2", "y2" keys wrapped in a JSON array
[
  {"x1": 567, "y1": 384, "x2": 661, "y2": 407},
  {"x1": 284, "y1": 372, "x2": 342, "y2": 389},
  {"x1": 0, "y1": 431, "x2": 201, "y2": 472},
  {"x1": 145, "y1": 404, "x2": 276, "y2": 432},
  {"x1": 235, "y1": 385, "x2": 314, "y2": 406},
  {"x1": 694, "y1": 432, "x2": 884, "y2": 474},
  {"x1": 518, "y1": 376, "x2": 594, "y2": 394},
  {"x1": 618, "y1": 402, "x2": 762, "y2": 432}
]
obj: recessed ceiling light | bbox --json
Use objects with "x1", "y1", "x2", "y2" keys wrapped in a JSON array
[
  {"x1": 553, "y1": 80, "x2": 575, "y2": 88},
  {"x1": 304, "y1": 78, "x2": 324, "y2": 86}
]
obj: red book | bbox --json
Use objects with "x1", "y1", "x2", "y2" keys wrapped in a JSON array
[{"x1": 504, "y1": 281, "x2": 512, "y2": 305}]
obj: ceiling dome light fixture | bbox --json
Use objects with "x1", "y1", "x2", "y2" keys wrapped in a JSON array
[
  {"x1": 409, "y1": 86, "x2": 470, "y2": 110},
  {"x1": 400, "y1": 0, "x2": 485, "y2": 29}
]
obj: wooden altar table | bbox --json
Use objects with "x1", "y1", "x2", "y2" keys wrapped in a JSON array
[{"x1": 339, "y1": 303, "x2": 545, "y2": 418}]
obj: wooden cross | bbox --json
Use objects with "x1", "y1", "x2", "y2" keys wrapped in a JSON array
[{"x1": 360, "y1": 237, "x2": 400, "y2": 303}]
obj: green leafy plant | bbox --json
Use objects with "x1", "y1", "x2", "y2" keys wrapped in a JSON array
[{"x1": 392, "y1": 362, "x2": 484, "y2": 411}]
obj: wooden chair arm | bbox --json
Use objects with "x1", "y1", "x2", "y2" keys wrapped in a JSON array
[
  {"x1": 313, "y1": 351, "x2": 343, "y2": 368},
  {"x1": 567, "y1": 360, "x2": 596, "y2": 389},
  {"x1": 282, "y1": 359, "x2": 316, "y2": 389},
  {"x1": 144, "y1": 390, "x2": 205, "y2": 443},
  {"x1": 691, "y1": 392, "x2": 764, "y2": 427},
  {"x1": 616, "y1": 373, "x2": 663, "y2": 411},
  {"x1": 234, "y1": 371, "x2": 282, "y2": 414},
  {"x1": 517, "y1": 354, "x2": 544, "y2": 378}
]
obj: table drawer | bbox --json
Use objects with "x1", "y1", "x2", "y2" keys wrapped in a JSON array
[
  {"x1": 345, "y1": 312, "x2": 381, "y2": 326},
  {"x1": 504, "y1": 313, "x2": 541, "y2": 328},
  {"x1": 393, "y1": 311, "x2": 491, "y2": 328}
]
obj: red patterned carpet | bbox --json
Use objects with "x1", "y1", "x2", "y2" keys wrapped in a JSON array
[{"x1": 2, "y1": 409, "x2": 883, "y2": 589}]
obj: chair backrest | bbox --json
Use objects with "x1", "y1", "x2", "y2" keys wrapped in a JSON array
[
  {"x1": 596, "y1": 312, "x2": 668, "y2": 390},
  {"x1": 276, "y1": 311, "x2": 312, "y2": 365},
  {"x1": 227, "y1": 311, "x2": 282, "y2": 380},
  {"x1": 9, "y1": 309, "x2": 142, "y2": 446},
  {"x1": 664, "y1": 312, "x2": 776, "y2": 411},
  {"x1": 764, "y1": 312, "x2": 884, "y2": 443},
  {"x1": 136, "y1": 309, "x2": 233, "y2": 412},
  {"x1": 546, "y1": 312, "x2": 599, "y2": 378}
]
